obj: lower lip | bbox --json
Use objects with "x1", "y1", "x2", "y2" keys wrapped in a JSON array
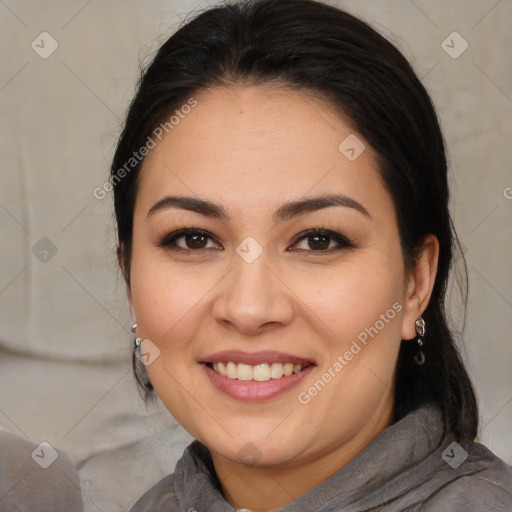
[{"x1": 201, "y1": 363, "x2": 315, "y2": 401}]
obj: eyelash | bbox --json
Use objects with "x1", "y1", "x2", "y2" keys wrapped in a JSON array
[{"x1": 156, "y1": 227, "x2": 355, "y2": 255}]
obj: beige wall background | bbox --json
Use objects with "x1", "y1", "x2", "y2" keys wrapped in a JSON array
[{"x1": 1, "y1": 0, "x2": 511, "y2": 510}]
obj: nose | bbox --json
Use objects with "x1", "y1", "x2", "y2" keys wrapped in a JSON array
[{"x1": 212, "y1": 249, "x2": 295, "y2": 335}]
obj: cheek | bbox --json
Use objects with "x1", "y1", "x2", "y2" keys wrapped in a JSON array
[
  {"x1": 289, "y1": 255, "x2": 405, "y2": 415},
  {"x1": 289, "y1": 256, "x2": 405, "y2": 347},
  {"x1": 129, "y1": 255, "x2": 214, "y2": 437},
  {"x1": 292, "y1": 265, "x2": 404, "y2": 426},
  {"x1": 129, "y1": 251, "x2": 216, "y2": 350}
]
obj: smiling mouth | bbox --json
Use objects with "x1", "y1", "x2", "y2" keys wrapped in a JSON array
[{"x1": 205, "y1": 361, "x2": 313, "y2": 381}]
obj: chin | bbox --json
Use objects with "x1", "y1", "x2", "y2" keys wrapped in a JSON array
[{"x1": 205, "y1": 433, "x2": 309, "y2": 468}]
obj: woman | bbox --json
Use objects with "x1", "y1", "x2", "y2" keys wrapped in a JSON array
[{"x1": 110, "y1": 0, "x2": 512, "y2": 510}]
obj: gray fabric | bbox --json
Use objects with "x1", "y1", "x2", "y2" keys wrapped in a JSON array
[
  {"x1": 0, "y1": 429, "x2": 83, "y2": 512},
  {"x1": 128, "y1": 405, "x2": 512, "y2": 511}
]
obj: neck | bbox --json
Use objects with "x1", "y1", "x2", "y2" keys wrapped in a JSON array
[{"x1": 210, "y1": 398, "x2": 394, "y2": 511}]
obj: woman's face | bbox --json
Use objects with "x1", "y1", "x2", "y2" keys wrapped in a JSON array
[{"x1": 128, "y1": 84, "x2": 415, "y2": 468}]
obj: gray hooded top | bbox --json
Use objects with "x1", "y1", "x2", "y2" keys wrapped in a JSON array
[{"x1": 128, "y1": 404, "x2": 512, "y2": 511}]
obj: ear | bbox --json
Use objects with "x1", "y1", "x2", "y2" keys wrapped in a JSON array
[
  {"x1": 117, "y1": 242, "x2": 135, "y2": 317},
  {"x1": 401, "y1": 234, "x2": 439, "y2": 340}
]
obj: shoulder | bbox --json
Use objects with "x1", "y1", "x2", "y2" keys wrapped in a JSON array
[
  {"x1": 422, "y1": 441, "x2": 512, "y2": 511},
  {"x1": 128, "y1": 473, "x2": 178, "y2": 512},
  {"x1": 0, "y1": 428, "x2": 83, "y2": 511}
]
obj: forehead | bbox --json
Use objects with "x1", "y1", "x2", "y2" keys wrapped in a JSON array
[{"x1": 135, "y1": 85, "x2": 390, "y2": 220}]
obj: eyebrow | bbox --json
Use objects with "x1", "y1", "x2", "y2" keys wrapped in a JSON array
[{"x1": 146, "y1": 193, "x2": 371, "y2": 223}]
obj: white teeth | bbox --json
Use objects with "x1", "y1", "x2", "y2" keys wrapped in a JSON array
[
  {"x1": 237, "y1": 363, "x2": 253, "y2": 381},
  {"x1": 253, "y1": 363, "x2": 270, "y2": 382},
  {"x1": 210, "y1": 361, "x2": 308, "y2": 381},
  {"x1": 283, "y1": 363, "x2": 294, "y2": 376},
  {"x1": 226, "y1": 361, "x2": 238, "y2": 379},
  {"x1": 270, "y1": 362, "x2": 284, "y2": 379}
]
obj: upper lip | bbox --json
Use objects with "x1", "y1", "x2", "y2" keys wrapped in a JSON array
[{"x1": 199, "y1": 350, "x2": 315, "y2": 366}]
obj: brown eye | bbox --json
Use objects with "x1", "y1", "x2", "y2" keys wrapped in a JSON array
[
  {"x1": 157, "y1": 229, "x2": 221, "y2": 252},
  {"x1": 291, "y1": 229, "x2": 355, "y2": 253},
  {"x1": 305, "y1": 234, "x2": 330, "y2": 250},
  {"x1": 182, "y1": 233, "x2": 208, "y2": 249}
]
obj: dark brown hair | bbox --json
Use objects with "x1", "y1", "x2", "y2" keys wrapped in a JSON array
[{"x1": 111, "y1": 0, "x2": 478, "y2": 443}]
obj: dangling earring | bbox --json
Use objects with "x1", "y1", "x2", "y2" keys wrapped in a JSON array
[
  {"x1": 414, "y1": 316, "x2": 426, "y2": 366},
  {"x1": 131, "y1": 323, "x2": 142, "y2": 354}
]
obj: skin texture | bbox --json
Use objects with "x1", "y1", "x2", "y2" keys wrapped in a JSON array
[{"x1": 123, "y1": 84, "x2": 439, "y2": 511}]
